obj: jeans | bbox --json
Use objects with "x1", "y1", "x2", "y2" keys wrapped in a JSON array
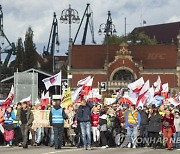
[
  {"x1": 53, "y1": 124, "x2": 64, "y2": 149},
  {"x1": 20, "y1": 124, "x2": 29, "y2": 146},
  {"x1": 139, "y1": 125, "x2": 148, "y2": 146},
  {"x1": 80, "y1": 121, "x2": 91, "y2": 146},
  {"x1": 173, "y1": 131, "x2": 180, "y2": 148},
  {"x1": 49, "y1": 127, "x2": 54, "y2": 146},
  {"x1": 35, "y1": 127, "x2": 44, "y2": 144},
  {"x1": 127, "y1": 126, "x2": 138, "y2": 146}
]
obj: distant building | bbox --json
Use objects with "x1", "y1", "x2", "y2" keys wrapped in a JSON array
[
  {"x1": 133, "y1": 21, "x2": 180, "y2": 44},
  {"x1": 70, "y1": 32, "x2": 180, "y2": 94}
]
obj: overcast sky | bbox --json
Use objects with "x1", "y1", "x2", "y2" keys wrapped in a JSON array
[{"x1": 1, "y1": 0, "x2": 180, "y2": 57}]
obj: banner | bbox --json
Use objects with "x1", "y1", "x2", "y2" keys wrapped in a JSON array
[
  {"x1": 32, "y1": 110, "x2": 50, "y2": 128},
  {"x1": 61, "y1": 87, "x2": 72, "y2": 108}
]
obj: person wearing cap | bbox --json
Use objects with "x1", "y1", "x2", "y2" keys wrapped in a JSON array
[
  {"x1": 148, "y1": 105, "x2": 162, "y2": 149},
  {"x1": 16, "y1": 101, "x2": 34, "y2": 149},
  {"x1": 125, "y1": 104, "x2": 141, "y2": 149},
  {"x1": 49, "y1": 100, "x2": 67, "y2": 150},
  {"x1": 75, "y1": 98, "x2": 93, "y2": 150},
  {"x1": 162, "y1": 108, "x2": 176, "y2": 150}
]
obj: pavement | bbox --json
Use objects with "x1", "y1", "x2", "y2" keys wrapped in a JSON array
[{"x1": 0, "y1": 146, "x2": 180, "y2": 154}]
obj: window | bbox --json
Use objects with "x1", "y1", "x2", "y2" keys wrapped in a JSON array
[{"x1": 113, "y1": 69, "x2": 134, "y2": 82}]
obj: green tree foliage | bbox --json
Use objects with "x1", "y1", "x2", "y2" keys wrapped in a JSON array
[
  {"x1": 127, "y1": 30, "x2": 157, "y2": 45},
  {"x1": 102, "y1": 30, "x2": 157, "y2": 45},
  {"x1": 24, "y1": 27, "x2": 37, "y2": 70},
  {"x1": 13, "y1": 38, "x2": 25, "y2": 71}
]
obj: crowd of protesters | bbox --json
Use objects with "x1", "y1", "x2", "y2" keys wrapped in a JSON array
[{"x1": 0, "y1": 96, "x2": 180, "y2": 151}]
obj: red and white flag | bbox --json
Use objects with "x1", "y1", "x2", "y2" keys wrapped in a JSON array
[
  {"x1": 81, "y1": 77, "x2": 93, "y2": 96},
  {"x1": 42, "y1": 72, "x2": 61, "y2": 90},
  {"x1": 154, "y1": 76, "x2": 162, "y2": 96},
  {"x1": 136, "y1": 80, "x2": 150, "y2": 106},
  {"x1": 167, "y1": 97, "x2": 180, "y2": 107},
  {"x1": 2, "y1": 85, "x2": 14, "y2": 109},
  {"x1": 41, "y1": 91, "x2": 50, "y2": 107},
  {"x1": 20, "y1": 95, "x2": 31, "y2": 105},
  {"x1": 142, "y1": 86, "x2": 155, "y2": 105},
  {"x1": 77, "y1": 76, "x2": 91, "y2": 86},
  {"x1": 72, "y1": 86, "x2": 83, "y2": 103},
  {"x1": 161, "y1": 83, "x2": 169, "y2": 98},
  {"x1": 128, "y1": 77, "x2": 144, "y2": 93}
]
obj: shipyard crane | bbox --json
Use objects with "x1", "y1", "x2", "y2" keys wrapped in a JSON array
[
  {"x1": 43, "y1": 12, "x2": 60, "y2": 56},
  {"x1": 0, "y1": 5, "x2": 16, "y2": 67},
  {"x1": 73, "y1": 3, "x2": 96, "y2": 45}
]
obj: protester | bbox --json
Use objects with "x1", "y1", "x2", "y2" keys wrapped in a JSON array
[
  {"x1": 139, "y1": 106, "x2": 149, "y2": 147},
  {"x1": 162, "y1": 107, "x2": 176, "y2": 150},
  {"x1": 125, "y1": 104, "x2": 141, "y2": 149},
  {"x1": 91, "y1": 106, "x2": 100, "y2": 146},
  {"x1": 75, "y1": 98, "x2": 93, "y2": 150},
  {"x1": 16, "y1": 101, "x2": 34, "y2": 149},
  {"x1": 34, "y1": 104, "x2": 44, "y2": 146},
  {"x1": 148, "y1": 105, "x2": 162, "y2": 149},
  {"x1": 3, "y1": 106, "x2": 16, "y2": 146},
  {"x1": 99, "y1": 108, "x2": 108, "y2": 148},
  {"x1": 49, "y1": 100, "x2": 67, "y2": 150},
  {"x1": 13, "y1": 103, "x2": 22, "y2": 146},
  {"x1": 173, "y1": 110, "x2": 180, "y2": 149}
]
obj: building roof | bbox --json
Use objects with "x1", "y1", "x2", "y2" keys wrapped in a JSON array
[
  {"x1": 133, "y1": 21, "x2": 180, "y2": 44},
  {"x1": 72, "y1": 44, "x2": 177, "y2": 70},
  {"x1": 1, "y1": 68, "x2": 52, "y2": 83}
]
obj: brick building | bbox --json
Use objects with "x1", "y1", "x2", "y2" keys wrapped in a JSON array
[{"x1": 70, "y1": 34, "x2": 180, "y2": 93}]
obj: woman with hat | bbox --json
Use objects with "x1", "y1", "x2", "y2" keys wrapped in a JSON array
[{"x1": 162, "y1": 107, "x2": 176, "y2": 150}]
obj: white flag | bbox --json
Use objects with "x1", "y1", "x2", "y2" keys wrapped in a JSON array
[
  {"x1": 128, "y1": 77, "x2": 144, "y2": 93},
  {"x1": 20, "y1": 95, "x2": 31, "y2": 104},
  {"x1": 42, "y1": 72, "x2": 61, "y2": 90},
  {"x1": 77, "y1": 76, "x2": 91, "y2": 86}
]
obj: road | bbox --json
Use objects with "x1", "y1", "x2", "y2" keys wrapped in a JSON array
[{"x1": 0, "y1": 146, "x2": 180, "y2": 154}]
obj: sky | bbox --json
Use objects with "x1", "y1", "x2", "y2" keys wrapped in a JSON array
[{"x1": 0, "y1": 0, "x2": 180, "y2": 58}]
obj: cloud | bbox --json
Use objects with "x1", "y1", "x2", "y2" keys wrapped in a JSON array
[{"x1": 1, "y1": 0, "x2": 180, "y2": 56}]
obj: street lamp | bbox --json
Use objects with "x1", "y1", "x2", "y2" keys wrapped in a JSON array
[
  {"x1": 60, "y1": 4, "x2": 80, "y2": 87},
  {"x1": 98, "y1": 11, "x2": 116, "y2": 93}
]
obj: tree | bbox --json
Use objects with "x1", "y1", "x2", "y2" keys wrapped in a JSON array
[
  {"x1": 24, "y1": 27, "x2": 37, "y2": 70},
  {"x1": 13, "y1": 38, "x2": 25, "y2": 71},
  {"x1": 102, "y1": 30, "x2": 157, "y2": 45}
]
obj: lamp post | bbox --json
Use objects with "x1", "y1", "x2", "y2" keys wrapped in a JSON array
[
  {"x1": 60, "y1": 4, "x2": 80, "y2": 87},
  {"x1": 98, "y1": 11, "x2": 116, "y2": 93}
]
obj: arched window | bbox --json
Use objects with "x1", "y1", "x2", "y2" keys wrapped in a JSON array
[{"x1": 113, "y1": 69, "x2": 134, "y2": 82}]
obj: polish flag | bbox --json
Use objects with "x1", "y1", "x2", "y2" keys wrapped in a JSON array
[
  {"x1": 142, "y1": 86, "x2": 155, "y2": 105},
  {"x1": 20, "y1": 95, "x2": 31, "y2": 105},
  {"x1": 154, "y1": 76, "x2": 162, "y2": 96},
  {"x1": 72, "y1": 86, "x2": 83, "y2": 103},
  {"x1": 128, "y1": 77, "x2": 144, "y2": 93},
  {"x1": 167, "y1": 97, "x2": 180, "y2": 107},
  {"x1": 77, "y1": 76, "x2": 91, "y2": 86},
  {"x1": 42, "y1": 72, "x2": 61, "y2": 90},
  {"x1": 81, "y1": 77, "x2": 93, "y2": 96},
  {"x1": 136, "y1": 80, "x2": 150, "y2": 107},
  {"x1": 161, "y1": 83, "x2": 169, "y2": 98},
  {"x1": 41, "y1": 91, "x2": 50, "y2": 107},
  {"x1": 2, "y1": 85, "x2": 14, "y2": 109}
]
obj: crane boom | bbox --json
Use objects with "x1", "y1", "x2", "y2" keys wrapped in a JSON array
[{"x1": 73, "y1": 4, "x2": 96, "y2": 45}]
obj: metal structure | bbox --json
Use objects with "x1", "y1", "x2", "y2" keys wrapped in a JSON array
[
  {"x1": 0, "y1": 5, "x2": 16, "y2": 67},
  {"x1": 73, "y1": 3, "x2": 96, "y2": 45},
  {"x1": 98, "y1": 11, "x2": 116, "y2": 93},
  {"x1": 60, "y1": 4, "x2": 80, "y2": 87},
  {"x1": 0, "y1": 5, "x2": 16, "y2": 94},
  {"x1": 43, "y1": 12, "x2": 60, "y2": 73}
]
